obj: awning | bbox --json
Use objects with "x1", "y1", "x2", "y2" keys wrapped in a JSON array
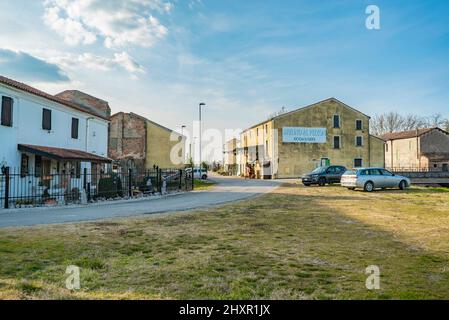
[{"x1": 18, "y1": 144, "x2": 112, "y2": 163}]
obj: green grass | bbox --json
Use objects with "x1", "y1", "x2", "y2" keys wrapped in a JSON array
[
  {"x1": 1, "y1": 183, "x2": 449, "y2": 300},
  {"x1": 193, "y1": 179, "x2": 216, "y2": 191}
]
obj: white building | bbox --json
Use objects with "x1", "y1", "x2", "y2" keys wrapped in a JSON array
[{"x1": 0, "y1": 75, "x2": 111, "y2": 204}]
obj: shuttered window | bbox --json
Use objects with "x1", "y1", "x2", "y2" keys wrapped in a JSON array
[
  {"x1": 42, "y1": 108, "x2": 52, "y2": 130},
  {"x1": 333, "y1": 136, "x2": 341, "y2": 149},
  {"x1": 333, "y1": 115, "x2": 340, "y2": 128},
  {"x1": 1, "y1": 96, "x2": 13, "y2": 127},
  {"x1": 71, "y1": 118, "x2": 79, "y2": 139}
]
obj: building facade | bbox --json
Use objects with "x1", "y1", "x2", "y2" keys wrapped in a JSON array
[
  {"x1": 0, "y1": 75, "x2": 110, "y2": 199},
  {"x1": 223, "y1": 138, "x2": 239, "y2": 175},
  {"x1": 109, "y1": 112, "x2": 186, "y2": 171},
  {"x1": 382, "y1": 127, "x2": 449, "y2": 171},
  {"x1": 239, "y1": 98, "x2": 385, "y2": 179}
]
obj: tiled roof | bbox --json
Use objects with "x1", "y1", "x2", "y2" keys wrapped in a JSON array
[
  {"x1": 18, "y1": 144, "x2": 111, "y2": 163},
  {"x1": 380, "y1": 128, "x2": 437, "y2": 141},
  {"x1": 0, "y1": 75, "x2": 109, "y2": 120}
]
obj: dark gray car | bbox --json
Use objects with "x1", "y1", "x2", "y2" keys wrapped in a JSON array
[{"x1": 301, "y1": 166, "x2": 347, "y2": 186}]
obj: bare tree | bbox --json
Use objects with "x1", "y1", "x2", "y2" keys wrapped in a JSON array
[
  {"x1": 370, "y1": 112, "x2": 447, "y2": 136},
  {"x1": 426, "y1": 113, "x2": 445, "y2": 128}
]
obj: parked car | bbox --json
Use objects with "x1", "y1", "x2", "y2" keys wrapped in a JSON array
[
  {"x1": 301, "y1": 165, "x2": 347, "y2": 186},
  {"x1": 341, "y1": 168, "x2": 411, "y2": 192},
  {"x1": 186, "y1": 167, "x2": 208, "y2": 180}
]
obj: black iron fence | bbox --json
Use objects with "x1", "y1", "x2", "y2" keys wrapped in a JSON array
[{"x1": 0, "y1": 167, "x2": 194, "y2": 209}]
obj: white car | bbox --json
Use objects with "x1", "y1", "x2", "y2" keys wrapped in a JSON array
[
  {"x1": 186, "y1": 168, "x2": 208, "y2": 180},
  {"x1": 341, "y1": 168, "x2": 411, "y2": 192}
]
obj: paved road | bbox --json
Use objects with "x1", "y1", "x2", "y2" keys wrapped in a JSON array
[{"x1": 0, "y1": 176, "x2": 280, "y2": 228}]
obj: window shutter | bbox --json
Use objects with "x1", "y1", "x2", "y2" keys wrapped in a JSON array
[
  {"x1": 42, "y1": 108, "x2": 52, "y2": 130},
  {"x1": 71, "y1": 118, "x2": 79, "y2": 139},
  {"x1": 1, "y1": 96, "x2": 13, "y2": 127}
]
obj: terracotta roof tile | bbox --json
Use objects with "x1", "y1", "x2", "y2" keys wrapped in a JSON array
[
  {"x1": 380, "y1": 128, "x2": 437, "y2": 141},
  {"x1": 18, "y1": 144, "x2": 111, "y2": 163},
  {"x1": 0, "y1": 75, "x2": 109, "y2": 120}
]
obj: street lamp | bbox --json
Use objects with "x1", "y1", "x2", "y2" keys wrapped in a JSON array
[{"x1": 199, "y1": 103, "x2": 206, "y2": 169}]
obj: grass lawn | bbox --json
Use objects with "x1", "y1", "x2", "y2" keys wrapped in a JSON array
[
  {"x1": 193, "y1": 179, "x2": 217, "y2": 191},
  {"x1": 1, "y1": 182, "x2": 449, "y2": 300}
]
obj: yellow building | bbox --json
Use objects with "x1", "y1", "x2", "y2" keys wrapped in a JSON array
[
  {"x1": 223, "y1": 138, "x2": 239, "y2": 175},
  {"x1": 239, "y1": 98, "x2": 385, "y2": 179}
]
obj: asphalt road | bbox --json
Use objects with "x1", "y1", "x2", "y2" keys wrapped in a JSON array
[{"x1": 0, "y1": 176, "x2": 280, "y2": 228}]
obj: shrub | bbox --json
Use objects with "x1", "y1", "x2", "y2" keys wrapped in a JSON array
[{"x1": 97, "y1": 174, "x2": 123, "y2": 199}]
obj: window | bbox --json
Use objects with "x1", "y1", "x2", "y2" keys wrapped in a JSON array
[
  {"x1": 356, "y1": 136, "x2": 363, "y2": 147},
  {"x1": 386, "y1": 143, "x2": 389, "y2": 152},
  {"x1": 380, "y1": 169, "x2": 393, "y2": 176},
  {"x1": 1, "y1": 96, "x2": 13, "y2": 127},
  {"x1": 71, "y1": 162, "x2": 81, "y2": 179},
  {"x1": 333, "y1": 114, "x2": 340, "y2": 128},
  {"x1": 71, "y1": 118, "x2": 79, "y2": 139},
  {"x1": 333, "y1": 136, "x2": 341, "y2": 149},
  {"x1": 354, "y1": 158, "x2": 363, "y2": 168},
  {"x1": 35, "y1": 155, "x2": 42, "y2": 177},
  {"x1": 356, "y1": 120, "x2": 363, "y2": 130},
  {"x1": 42, "y1": 108, "x2": 52, "y2": 131},
  {"x1": 265, "y1": 124, "x2": 268, "y2": 134},
  {"x1": 368, "y1": 169, "x2": 382, "y2": 175},
  {"x1": 20, "y1": 154, "x2": 29, "y2": 177},
  {"x1": 326, "y1": 167, "x2": 336, "y2": 174}
]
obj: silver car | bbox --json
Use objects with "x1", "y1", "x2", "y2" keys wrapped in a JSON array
[{"x1": 341, "y1": 168, "x2": 411, "y2": 192}]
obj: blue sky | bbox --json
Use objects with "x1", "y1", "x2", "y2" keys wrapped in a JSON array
[{"x1": 1, "y1": 0, "x2": 448, "y2": 157}]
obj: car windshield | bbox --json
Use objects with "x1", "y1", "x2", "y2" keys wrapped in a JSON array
[
  {"x1": 311, "y1": 167, "x2": 326, "y2": 174},
  {"x1": 344, "y1": 170, "x2": 356, "y2": 175}
]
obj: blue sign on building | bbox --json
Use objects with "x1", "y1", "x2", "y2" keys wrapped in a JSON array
[{"x1": 282, "y1": 127, "x2": 327, "y2": 143}]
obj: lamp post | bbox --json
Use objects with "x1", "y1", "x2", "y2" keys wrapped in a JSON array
[{"x1": 199, "y1": 103, "x2": 206, "y2": 169}]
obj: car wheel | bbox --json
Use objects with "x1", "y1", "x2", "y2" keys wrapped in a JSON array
[
  {"x1": 303, "y1": 183, "x2": 311, "y2": 187},
  {"x1": 364, "y1": 181, "x2": 375, "y2": 192},
  {"x1": 399, "y1": 180, "x2": 407, "y2": 190},
  {"x1": 318, "y1": 177, "x2": 326, "y2": 186},
  {"x1": 202, "y1": 175, "x2": 208, "y2": 180}
]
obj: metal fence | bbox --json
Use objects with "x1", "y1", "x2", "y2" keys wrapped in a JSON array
[{"x1": 0, "y1": 167, "x2": 194, "y2": 209}]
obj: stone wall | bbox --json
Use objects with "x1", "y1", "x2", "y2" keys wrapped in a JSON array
[{"x1": 108, "y1": 113, "x2": 147, "y2": 172}]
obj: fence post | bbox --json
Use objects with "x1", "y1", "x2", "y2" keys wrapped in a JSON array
[
  {"x1": 191, "y1": 167, "x2": 194, "y2": 191},
  {"x1": 83, "y1": 167, "x2": 87, "y2": 191},
  {"x1": 87, "y1": 182, "x2": 91, "y2": 202},
  {"x1": 128, "y1": 168, "x2": 132, "y2": 198},
  {"x1": 179, "y1": 169, "x2": 182, "y2": 191},
  {"x1": 4, "y1": 167, "x2": 10, "y2": 209},
  {"x1": 158, "y1": 168, "x2": 162, "y2": 193}
]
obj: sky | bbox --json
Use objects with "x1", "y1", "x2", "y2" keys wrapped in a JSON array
[{"x1": 0, "y1": 0, "x2": 448, "y2": 161}]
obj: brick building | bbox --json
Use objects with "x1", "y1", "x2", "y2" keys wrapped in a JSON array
[{"x1": 108, "y1": 112, "x2": 186, "y2": 172}]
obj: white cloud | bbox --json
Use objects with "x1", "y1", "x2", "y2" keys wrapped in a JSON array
[
  {"x1": 43, "y1": 0, "x2": 171, "y2": 48},
  {"x1": 51, "y1": 52, "x2": 145, "y2": 75}
]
